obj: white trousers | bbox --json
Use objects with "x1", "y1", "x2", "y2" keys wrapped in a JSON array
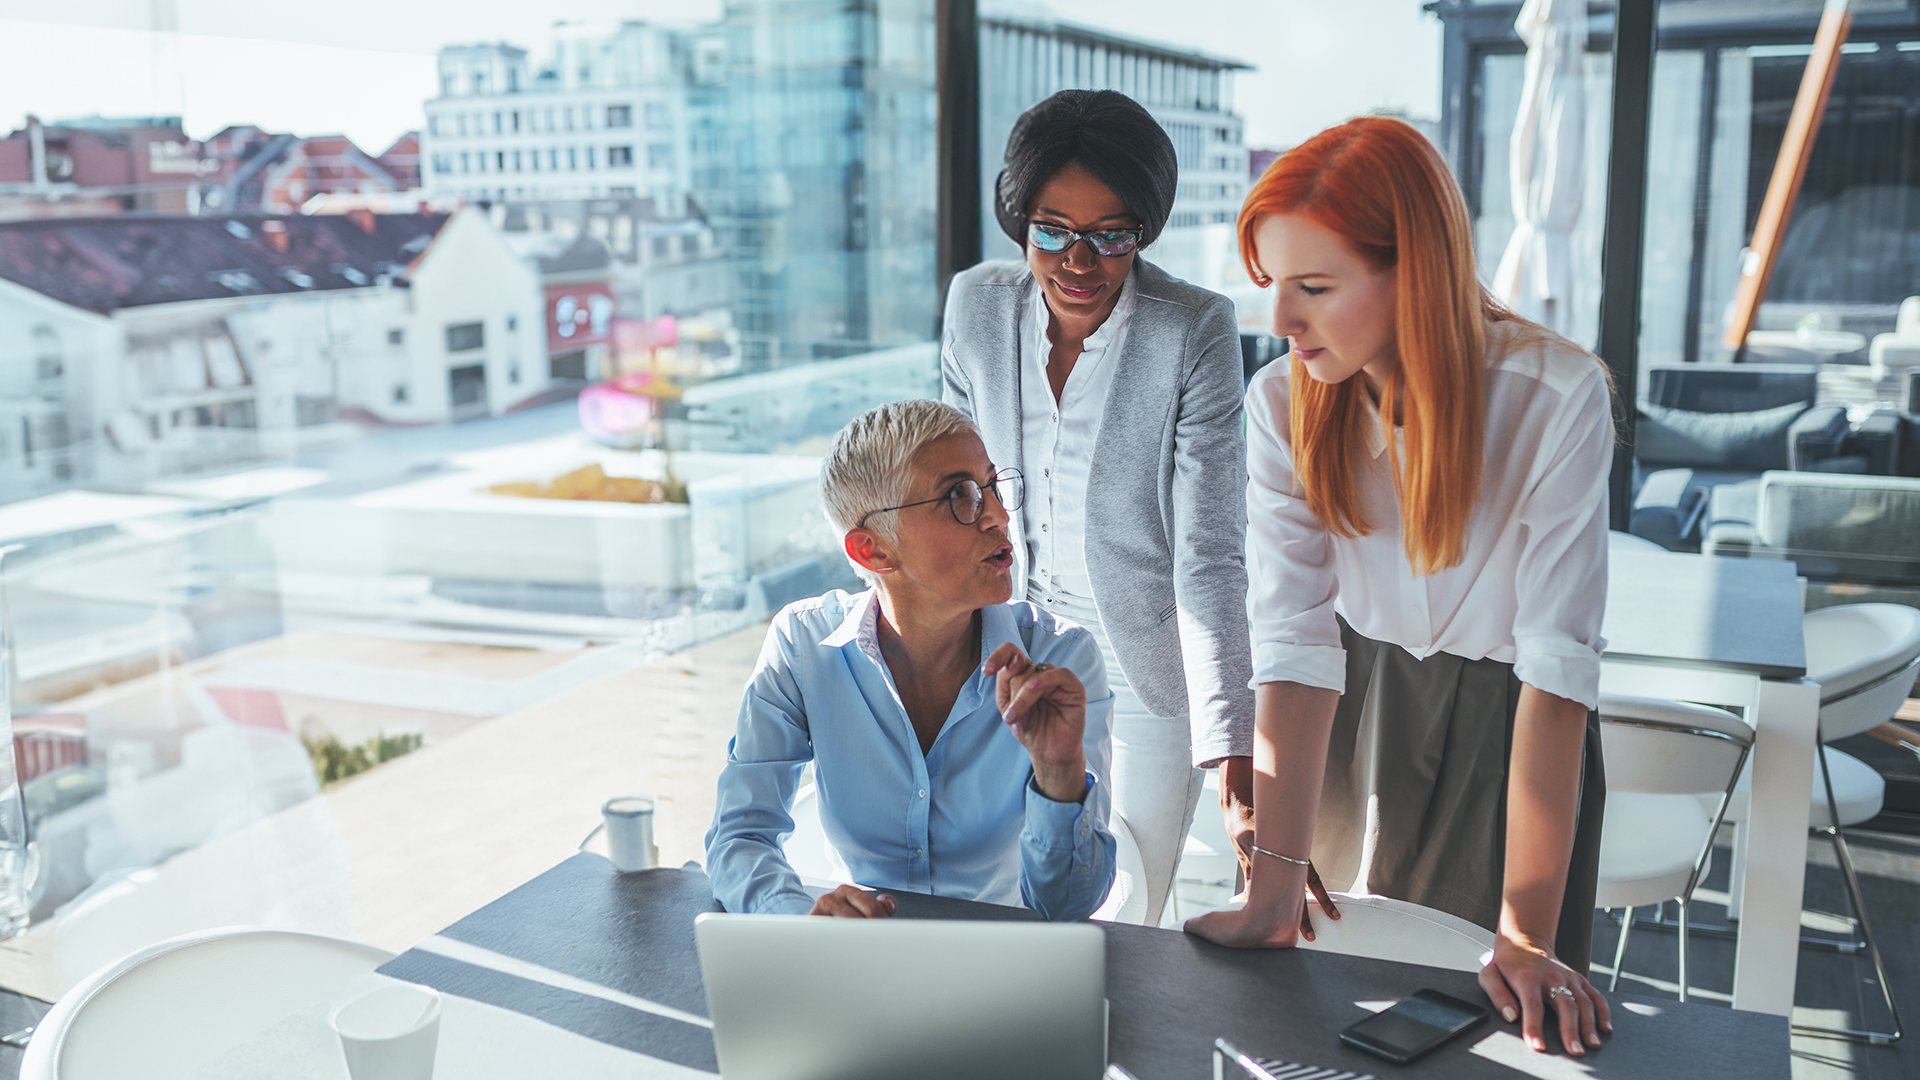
[{"x1": 1031, "y1": 583, "x2": 1205, "y2": 926}]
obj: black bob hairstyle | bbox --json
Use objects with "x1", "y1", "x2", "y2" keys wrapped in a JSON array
[{"x1": 993, "y1": 89, "x2": 1179, "y2": 250}]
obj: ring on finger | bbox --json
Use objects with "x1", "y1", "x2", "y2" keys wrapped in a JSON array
[
  {"x1": 1031, "y1": 663, "x2": 1053, "y2": 672},
  {"x1": 1548, "y1": 986, "x2": 1575, "y2": 1000}
]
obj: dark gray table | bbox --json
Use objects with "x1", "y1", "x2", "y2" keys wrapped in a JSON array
[
  {"x1": 379, "y1": 854, "x2": 1788, "y2": 1080},
  {"x1": 1602, "y1": 548, "x2": 1806, "y2": 679}
]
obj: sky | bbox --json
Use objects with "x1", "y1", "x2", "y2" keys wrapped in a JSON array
[{"x1": 0, "y1": 0, "x2": 1440, "y2": 152}]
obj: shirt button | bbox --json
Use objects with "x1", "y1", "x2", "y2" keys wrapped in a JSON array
[
  {"x1": 1051, "y1": 413, "x2": 1059, "y2": 423},
  {"x1": 1408, "y1": 605, "x2": 1423, "y2": 617},
  {"x1": 1041, "y1": 524, "x2": 1048, "y2": 532},
  {"x1": 918, "y1": 789, "x2": 927, "y2": 798},
  {"x1": 915, "y1": 848, "x2": 924, "y2": 857},
  {"x1": 1080, "y1": 867, "x2": 1089, "y2": 874},
  {"x1": 1079, "y1": 827, "x2": 1088, "y2": 836},
  {"x1": 1043, "y1": 468, "x2": 1050, "y2": 477}
]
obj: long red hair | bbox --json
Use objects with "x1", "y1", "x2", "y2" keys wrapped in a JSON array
[{"x1": 1239, "y1": 116, "x2": 1507, "y2": 576}]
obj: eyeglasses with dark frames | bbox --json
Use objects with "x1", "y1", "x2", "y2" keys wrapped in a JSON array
[
  {"x1": 1025, "y1": 220, "x2": 1144, "y2": 258},
  {"x1": 858, "y1": 468, "x2": 1025, "y2": 529}
]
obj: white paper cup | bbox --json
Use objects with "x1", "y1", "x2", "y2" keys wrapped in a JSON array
[
  {"x1": 329, "y1": 982, "x2": 442, "y2": 1080},
  {"x1": 603, "y1": 795, "x2": 657, "y2": 872}
]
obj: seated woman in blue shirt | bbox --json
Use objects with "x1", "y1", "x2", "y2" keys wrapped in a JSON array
[{"x1": 705, "y1": 398, "x2": 1117, "y2": 921}]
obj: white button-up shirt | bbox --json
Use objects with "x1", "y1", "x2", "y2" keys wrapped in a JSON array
[
  {"x1": 1019, "y1": 273, "x2": 1139, "y2": 597},
  {"x1": 1244, "y1": 320, "x2": 1612, "y2": 709}
]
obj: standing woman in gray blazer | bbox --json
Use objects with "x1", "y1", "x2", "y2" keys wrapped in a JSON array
[{"x1": 942, "y1": 89, "x2": 1256, "y2": 926}]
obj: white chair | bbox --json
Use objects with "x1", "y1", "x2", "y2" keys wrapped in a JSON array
[
  {"x1": 1718, "y1": 603, "x2": 1920, "y2": 1043},
  {"x1": 1608, "y1": 529, "x2": 1667, "y2": 554},
  {"x1": 1593, "y1": 696, "x2": 1752, "y2": 1003},
  {"x1": 1296, "y1": 893, "x2": 1496, "y2": 973},
  {"x1": 21, "y1": 927, "x2": 392, "y2": 1080},
  {"x1": 1091, "y1": 817, "x2": 1152, "y2": 926},
  {"x1": 1174, "y1": 771, "x2": 1240, "y2": 889},
  {"x1": 1868, "y1": 295, "x2": 1920, "y2": 379},
  {"x1": 1210, "y1": 892, "x2": 1495, "y2": 973},
  {"x1": 784, "y1": 782, "x2": 847, "y2": 886}
]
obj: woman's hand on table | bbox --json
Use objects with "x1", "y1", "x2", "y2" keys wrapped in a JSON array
[
  {"x1": 809, "y1": 884, "x2": 897, "y2": 919},
  {"x1": 1478, "y1": 935, "x2": 1611, "y2": 1056},
  {"x1": 1182, "y1": 862, "x2": 1339, "y2": 946}
]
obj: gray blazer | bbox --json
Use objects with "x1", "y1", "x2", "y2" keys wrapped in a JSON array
[{"x1": 941, "y1": 258, "x2": 1255, "y2": 767}]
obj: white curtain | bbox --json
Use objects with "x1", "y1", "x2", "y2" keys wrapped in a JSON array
[{"x1": 1492, "y1": 0, "x2": 1587, "y2": 337}]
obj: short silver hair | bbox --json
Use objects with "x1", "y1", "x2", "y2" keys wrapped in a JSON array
[{"x1": 820, "y1": 399, "x2": 978, "y2": 580}]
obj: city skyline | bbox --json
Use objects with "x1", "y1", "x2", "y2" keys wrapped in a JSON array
[{"x1": 0, "y1": 2, "x2": 1439, "y2": 155}]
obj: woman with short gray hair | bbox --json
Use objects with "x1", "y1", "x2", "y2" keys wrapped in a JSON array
[
  {"x1": 942, "y1": 89, "x2": 1257, "y2": 927},
  {"x1": 707, "y1": 398, "x2": 1116, "y2": 922}
]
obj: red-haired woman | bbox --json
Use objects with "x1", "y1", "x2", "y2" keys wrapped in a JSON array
[{"x1": 1185, "y1": 116, "x2": 1614, "y2": 1058}]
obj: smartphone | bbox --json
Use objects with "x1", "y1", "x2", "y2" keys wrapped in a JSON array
[{"x1": 1338, "y1": 989, "x2": 1490, "y2": 1064}]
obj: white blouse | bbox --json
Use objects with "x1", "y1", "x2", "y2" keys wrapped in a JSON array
[
  {"x1": 1244, "y1": 319, "x2": 1612, "y2": 710},
  {"x1": 1018, "y1": 272, "x2": 1139, "y2": 598}
]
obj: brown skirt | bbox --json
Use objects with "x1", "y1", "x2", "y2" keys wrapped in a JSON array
[{"x1": 1312, "y1": 618, "x2": 1606, "y2": 975}]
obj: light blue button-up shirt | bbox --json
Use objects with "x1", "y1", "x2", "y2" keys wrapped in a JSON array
[{"x1": 704, "y1": 589, "x2": 1116, "y2": 921}]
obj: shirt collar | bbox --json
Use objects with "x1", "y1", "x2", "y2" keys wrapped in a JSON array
[
  {"x1": 818, "y1": 589, "x2": 1024, "y2": 687},
  {"x1": 1358, "y1": 387, "x2": 1390, "y2": 459},
  {"x1": 818, "y1": 587, "x2": 884, "y2": 666}
]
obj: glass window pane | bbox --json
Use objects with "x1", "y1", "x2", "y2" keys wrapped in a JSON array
[
  {"x1": 1469, "y1": 48, "x2": 1615, "y2": 353},
  {"x1": 0, "y1": 0, "x2": 939, "y2": 985}
]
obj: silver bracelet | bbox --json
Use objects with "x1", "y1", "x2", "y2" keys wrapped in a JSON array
[{"x1": 1252, "y1": 845, "x2": 1311, "y2": 867}]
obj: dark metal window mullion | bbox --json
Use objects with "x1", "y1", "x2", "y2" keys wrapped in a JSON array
[
  {"x1": 1598, "y1": 0, "x2": 1660, "y2": 531},
  {"x1": 1682, "y1": 42, "x2": 1722, "y2": 365},
  {"x1": 936, "y1": 0, "x2": 983, "y2": 333}
]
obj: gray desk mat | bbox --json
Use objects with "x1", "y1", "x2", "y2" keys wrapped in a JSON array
[{"x1": 379, "y1": 854, "x2": 1787, "y2": 1079}]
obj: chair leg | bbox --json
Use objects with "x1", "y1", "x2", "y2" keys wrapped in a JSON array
[
  {"x1": 1726, "y1": 820, "x2": 1746, "y2": 921},
  {"x1": 1676, "y1": 899, "x2": 1689, "y2": 1004},
  {"x1": 1609, "y1": 906, "x2": 1632, "y2": 993},
  {"x1": 1792, "y1": 749, "x2": 1905, "y2": 1045}
]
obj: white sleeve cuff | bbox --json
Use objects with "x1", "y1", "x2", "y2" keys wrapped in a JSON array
[
  {"x1": 1512, "y1": 633, "x2": 1605, "y2": 711},
  {"x1": 1250, "y1": 642, "x2": 1347, "y2": 693}
]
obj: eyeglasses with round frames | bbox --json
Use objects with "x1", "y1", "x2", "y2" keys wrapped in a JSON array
[
  {"x1": 857, "y1": 468, "x2": 1025, "y2": 529},
  {"x1": 1025, "y1": 220, "x2": 1144, "y2": 258}
]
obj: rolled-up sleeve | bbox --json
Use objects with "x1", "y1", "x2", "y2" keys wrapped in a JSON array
[
  {"x1": 703, "y1": 622, "x2": 817, "y2": 916},
  {"x1": 1018, "y1": 625, "x2": 1117, "y2": 921},
  {"x1": 1510, "y1": 367, "x2": 1612, "y2": 709},
  {"x1": 1244, "y1": 368, "x2": 1347, "y2": 692}
]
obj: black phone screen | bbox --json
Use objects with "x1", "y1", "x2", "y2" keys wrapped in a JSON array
[{"x1": 1339, "y1": 990, "x2": 1489, "y2": 1063}]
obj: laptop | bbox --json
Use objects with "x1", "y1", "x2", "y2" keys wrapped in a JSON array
[{"x1": 694, "y1": 913, "x2": 1107, "y2": 1080}]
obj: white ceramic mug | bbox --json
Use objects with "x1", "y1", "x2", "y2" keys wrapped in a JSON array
[
  {"x1": 329, "y1": 982, "x2": 443, "y2": 1080},
  {"x1": 603, "y1": 795, "x2": 657, "y2": 872}
]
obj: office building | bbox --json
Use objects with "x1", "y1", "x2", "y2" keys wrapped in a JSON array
[
  {"x1": 421, "y1": 29, "x2": 710, "y2": 207},
  {"x1": 0, "y1": 210, "x2": 547, "y2": 497},
  {"x1": 719, "y1": 0, "x2": 940, "y2": 368}
]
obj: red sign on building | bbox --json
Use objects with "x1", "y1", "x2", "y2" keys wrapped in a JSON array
[{"x1": 546, "y1": 282, "x2": 616, "y2": 354}]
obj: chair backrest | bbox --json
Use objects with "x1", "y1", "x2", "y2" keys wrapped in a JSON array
[
  {"x1": 1899, "y1": 295, "x2": 1920, "y2": 336},
  {"x1": 783, "y1": 782, "x2": 845, "y2": 885},
  {"x1": 1802, "y1": 603, "x2": 1920, "y2": 741},
  {"x1": 1802, "y1": 603, "x2": 1920, "y2": 690},
  {"x1": 1643, "y1": 363, "x2": 1819, "y2": 413},
  {"x1": 1598, "y1": 696, "x2": 1751, "y2": 798},
  {"x1": 1293, "y1": 893, "x2": 1495, "y2": 973},
  {"x1": 1609, "y1": 530, "x2": 1667, "y2": 554},
  {"x1": 1755, "y1": 471, "x2": 1920, "y2": 583}
]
